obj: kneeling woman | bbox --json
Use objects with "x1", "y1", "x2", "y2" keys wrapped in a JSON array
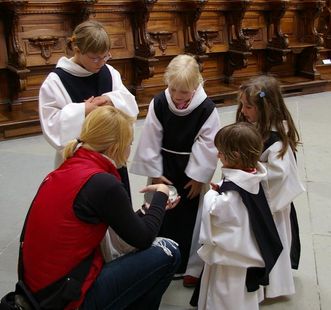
[{"x1": 21, "y1": 106, "x2": 181, "y2": 309}]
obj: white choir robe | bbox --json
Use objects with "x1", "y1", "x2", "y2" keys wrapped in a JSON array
[
  {"x1": 198, "y1": 165, "x2": 267, "y2": 310},
  {"x1": 39, "y1": 56, "x2": 139, "y2": 167},
  {"x1": 260, "y1": 137, "x2": 305, "y2": 298},
  {"x1": 130, "y1": 85, "x2": 220, "y2": 276}
]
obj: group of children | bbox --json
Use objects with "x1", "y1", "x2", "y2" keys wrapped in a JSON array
[
  {"x1": 130, "y1": 57, "x2": 305, "y2": 309},
  {"x1": 38, "y1": 20, "x2": 305, "y2": 310}
]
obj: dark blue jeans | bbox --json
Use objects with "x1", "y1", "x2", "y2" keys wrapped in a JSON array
[{"x1": 81, "y1": 238, "x2": 181, "y2": 310}]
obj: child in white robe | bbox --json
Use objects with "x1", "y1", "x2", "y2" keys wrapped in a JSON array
[
  {"x1": 236, "y1": 75, "x2": 305, "y2": 298},
  {"x1": 39, "y1": 20, "x2": 138, "y2": 168},
  {"x1": 38, "y1": 21, "x2": 139, "y2": 263},
  {"x1": 198, "y1": 122, "x2": 282, "y2": 310},
  {"x1": 130, "y1": 54, "x2": 220, "y2": 285}
]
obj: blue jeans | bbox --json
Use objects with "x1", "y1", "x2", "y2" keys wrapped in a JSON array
[{"x1": 81, "y1": 238, "x2": 181, "y2": 310}]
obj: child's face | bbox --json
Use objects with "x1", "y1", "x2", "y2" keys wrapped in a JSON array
[
  {"x1": 218, "y1": 151, "x2": 230, "y2": 168},
  {"x1": 240, "y1": 93, "x2": 258, "y2": 123},
  {"x1": 75, "y1": 49, "x2": 111, "y2": 73},
  {"x1": 168, "y1": 85, "x2": 195, "y2": 109}
]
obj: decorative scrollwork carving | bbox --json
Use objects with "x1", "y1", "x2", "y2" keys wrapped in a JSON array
[
  {"x1": 183, "y1": 1, "x2": 207, "y2": 55},
  {"x1": 29, "y1": 36, "x2": 59, "y2": 63},
  {"x1": 149, "y1": 31, "x2": 173, "y2": 55},
  {"x1": 198, "y1": 29, "x2": 218, "y2": 51}
]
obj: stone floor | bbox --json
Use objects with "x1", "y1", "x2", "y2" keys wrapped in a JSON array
[{"x1": 1, "y1": 91, "x2": 331, "y2": 309}]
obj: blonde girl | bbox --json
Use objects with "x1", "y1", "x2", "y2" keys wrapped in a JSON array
[
  {"x1": 22, "y1": 106, "x2": 180, "y2": 310},
  {"x1": 131, "y1": 54, "x2": 220, "y2": 286}
]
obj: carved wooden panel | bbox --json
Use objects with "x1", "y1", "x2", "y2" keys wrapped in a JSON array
[
  {"x1": 0, "y1": 20, "x2": 8, "y2": 69},
  {"x1": 1, "y1": 0, "x2": 331, "y2": 139},
  {"x1": 197, "y1": 12, "x2": 227, "y2": 53},
  {"x1": 148, "y1": 12, "x2": 183, "y2": 56}
]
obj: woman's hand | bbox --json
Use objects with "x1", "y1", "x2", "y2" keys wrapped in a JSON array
[
  {"x1": 165, "y1": 195, "x2": 181, "y2": 210},
  {"x1": 140, "y1": 183, "x2": 169, "y2": 196},
  {"x1": 151, "y1": 176, "x2": 172, "y2": 185}
]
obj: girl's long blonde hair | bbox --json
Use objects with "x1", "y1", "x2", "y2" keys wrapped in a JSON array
[
  {"x1": 236, "y1": 75, "x2": 300, "y2": 158},
  {"x1": 63, "y1": 106, "x2": 135, "y2": 167}
]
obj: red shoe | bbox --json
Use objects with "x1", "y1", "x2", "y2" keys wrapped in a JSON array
[{"x1": 183, "y1": 275, "x2": 199, "y2": 288}]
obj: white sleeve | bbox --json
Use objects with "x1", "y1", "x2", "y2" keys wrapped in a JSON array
[
  {"x1": 39, "y1": 72, "x2": 85, "y2": 150},
  {"x1": 129, "y1": 100, "x2": 163, "y2": 177},
  {"x1": 185, "y1": 109, "x2": 220, "y2": 183},
  {"x1": 261, "y1": 143, "x2": 305, "y2": 213},
  {"x1": 198, "y1": 189, "x2": 264, "y2": 268},
  {"x1": 103, "y1": 65, "x2": 139, "y2": 118}
]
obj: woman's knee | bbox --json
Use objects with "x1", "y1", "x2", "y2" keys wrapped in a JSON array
[{"x1": 152, "y1": 237, "x2": 181, "y2": 270}]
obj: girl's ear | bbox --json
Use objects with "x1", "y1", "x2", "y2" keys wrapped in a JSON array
[{"x1": 73, "y1": 46, "x2": 80, "y2": 54}]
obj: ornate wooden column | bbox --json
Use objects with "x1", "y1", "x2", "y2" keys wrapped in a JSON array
[
  {"x1": 0, "y1": 0, "x2": 29, "y2": 109},
  {"x1": 224, "y1": 0, "x2": 252, "y2": 83},
  {"x1": 131, "y1": 0, "x2": 158, "y2": 91},
  {"x1": 182, "y1": 0, "x2": 208, "y2": 56},
  {"x1": 317, "y1": 0, "x2": 331, "y2": 48},
  {"x1": 263, "y1": 0, "x2": 291, "y2": 72},
  {"x1": 295, "y1": 0, "x2": 325, "y2": 79}
]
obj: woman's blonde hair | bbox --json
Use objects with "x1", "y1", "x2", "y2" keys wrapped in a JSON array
[
  {"x1": 63, "y1": 106, "x2": 135, "y2": 167},
  {"x1": 164, "y1": 54, "x2": 203, "y2": 91},
  {"x1": 236, "y1": 75, "x2": 300, "y2": 158},
  {"x1": 69, "y1": 20, "x2": 110, "y2": 54},
  {"x1": 214, "y1": 122, "x2": 263, "y2": 169}
]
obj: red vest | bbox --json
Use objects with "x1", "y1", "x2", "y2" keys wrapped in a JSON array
[{"x1": 23, "y1": 148, "x2": 121, "y2": 309}]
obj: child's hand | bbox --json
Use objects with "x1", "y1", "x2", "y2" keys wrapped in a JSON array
[
  {"x1": 91, "y1": 95, "x2": 110, "y2": 106},
  {"x1": 166, "y1": 195, "x2": 181, "y2": 210},
  {"x1": 210, "y1": 182, "x2": 220, "y2": 191},
  {"x1": 152, "y1": 176, "x2": 172, "y2": 185},
  {"x1": 184, "y1": 180, "x2": 203, "y2": 200}
]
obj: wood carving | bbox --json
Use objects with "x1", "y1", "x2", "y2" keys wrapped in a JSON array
[
  {"x1": 70, "y1": 0, "x2": 97, "y2": 28},
  {"x1": 1, "y1": 1, "x2": 27, "y2": 70},
  {"x1": 296, "y1": 46, "x2": 321, "y2": 79},
  {"x1": 0, "y1": 0, "x2": 29, "y2": 108},
  {"x1": 224, "y1": 0, "x2": 252, "y2": 83},
  {"x1": 131, "y1": 0, "x2": 158, "y2": 90},
  {"x1": 264, "y1": 0, "x2": 290, "y2": 72},
  {"x1": 149, "y1": 31, "x2": 173, "y2": 55},
  {"x1": 317, "y1": 0, "x2": 331, "y2": 48},
  {"x1": 198, "y1": 29, "x2": 218, "y2": 51},
  {"x1": 183, "y1": 0, "x2": 207, "y2": 55},
  {"x1": 29, "y1": 36, "x2": 59, "y2": 63},
  {"x1": 131, "y1": 0, "x2": 156, "y2": 58},
  {"x1": 297, "y1": 0, "x2": 324, "y2": 47}
]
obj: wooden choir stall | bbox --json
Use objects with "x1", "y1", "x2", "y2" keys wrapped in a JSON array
[{"x1": 0, "y1": 0, "x2": 331, "y2": 139}]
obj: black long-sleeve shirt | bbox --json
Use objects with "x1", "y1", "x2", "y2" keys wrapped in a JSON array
[{"x1": 73, "y1": 173, "x2": 168, "y2": 249}]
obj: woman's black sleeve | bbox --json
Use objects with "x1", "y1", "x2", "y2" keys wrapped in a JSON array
[{"x1": 74, "y1": 173, "x2": 168, "y2": 249}]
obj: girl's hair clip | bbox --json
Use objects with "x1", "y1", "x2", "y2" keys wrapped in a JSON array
[{"x1": 259, "y1": 91, "x2": 266, "y2": 98}]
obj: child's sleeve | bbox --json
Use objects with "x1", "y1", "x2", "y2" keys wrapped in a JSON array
[
  {"x1": 261, "y1": 143, "x2": 305, "y2": 213},
  {"x1": 198, "y1": 189, "x2": 264, "y2": 268},
  {"x1": 39, "y1": 73, "x2": 85, "y2": 150},
  {"x1": 102, "y1": 65, "x2": 139, "y2": 118},
  {"x1": 185, "y1": 109, "x2": 220, "y2": 183},
  {"x1": 129, "y1": 100, "x2": 164, "y2": 177}
]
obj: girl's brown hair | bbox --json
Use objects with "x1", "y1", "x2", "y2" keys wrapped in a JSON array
[
  {"x1": 68, "y1": 20, "x2": 110, "y2": 54},
  {"x1": 63, "y1": 106, "x2": 135, "y2": 167},
  {"x1": 214, "y1": 122, "x2": 263, "y2": 169},
  {"x1": 236, "y1": 75, "x2": 300, "y2": 158}
]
